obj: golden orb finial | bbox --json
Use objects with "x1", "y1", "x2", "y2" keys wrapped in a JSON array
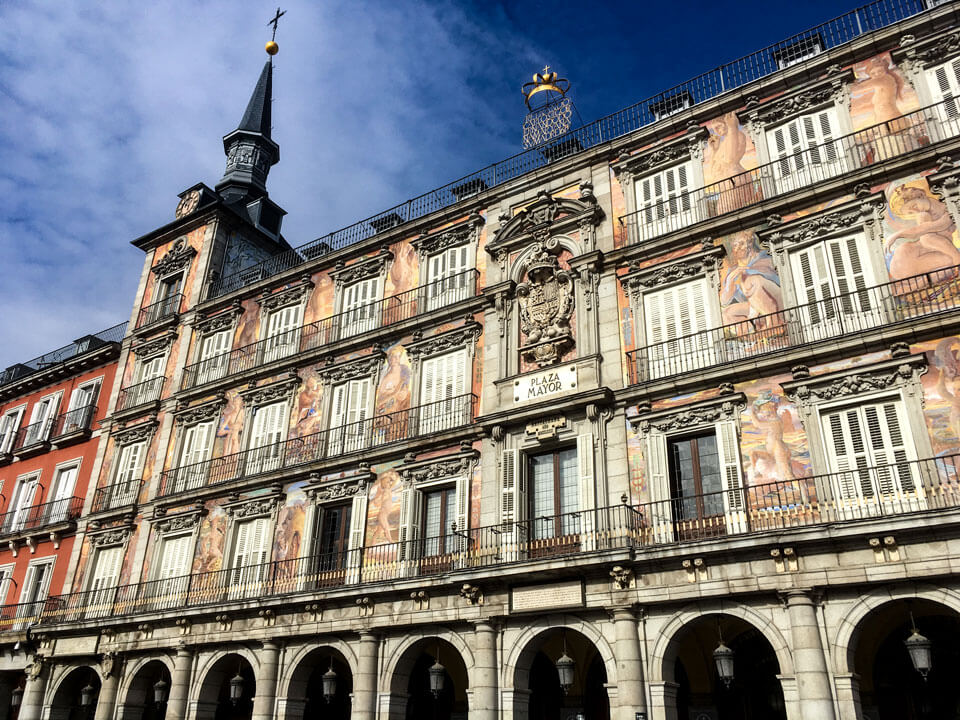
[{"x1": 265, "y1": 40, "x2": 279, "y2": 55}]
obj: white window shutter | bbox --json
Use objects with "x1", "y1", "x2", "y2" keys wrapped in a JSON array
[
  {"x1": 577, "y1": 433, "x2": 597, "y2": 551},
  {"x1": 116, "y1": 442, "x2": 145, "y2": 487},
  {"x1": 927, "y1": 59, "x2": 960, "y2": 118},
  {"x1": 715, "y1": 420, "x2": 746, "y2": 521},
  {"x1": 499, "y1": 449, "x2": 520, "y2": 525},
  {"x1": 90, "y1": 546, "x2": 122, "y2": 591},
  {"x1": 329, "y1": 384, "x2": 348, "y2": 428},
  {"x1": 231, "y1": 520, "x2": 251, "y2": 576},
  {"x1": 644, "y1": 432, "x2": 673, "y2": 543},
  {"x1": 824, "y1": 408, "x2": 871, "y2": 502},
  {"x1": 158, "y1": 534, "x2": 193, "y2": 579},
  {"x1": 398, "y1": 485, "x2": 423, "y2": 563},
  {"x1": 643, "y1": 279, "x2": 713, "y2": 378},
  {"x1": 345, "y1": 490, "x2": 368, "y2": 582},
  {"x1": 454, "y1": 475, "x2": 470, "y2": 538}
]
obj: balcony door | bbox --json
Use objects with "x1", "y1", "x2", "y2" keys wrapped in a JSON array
[
  {"x1": 643, "y1": 278, "x2": 716, "y2": 380},
  {"x1": 48, "y1": 465, "x2": 78, "y2": 523},
  {"x1": 328, "y1": 379, "x2": 370, "y2": 455},
  {"x1": 263, "y1": 305, "x2": 302, "y2": 364},
  {"x1": 340, "y1": 278, "x2": 379, "y2": 337},
  {"x1": 246, "y1": 401, "x2": 287, "y2": 475},
  {"x1": 426, "y1": 245, "x2": 471, "y2": 310},
  {"x1": 314, "y1": 503, "x2": 351, "y2": 585},
  {"x1": 196, "y1": 330, "x2": 231, "y2": 384},
  {"x1": 176, "y1": 422, "x2": 214, "y2": 493},
  {"x1": 528, "y1": 448, "x2": 580, "y2": 556},
  {"x1": 151, "y1": 533, "x2": 194, "y2": 609},
  {"x1": 927, "y1": 58, "x2": 960, "y2": 135},
  {"x1": 64, "y1": 380, "x2": 100, "y2": 433},
  {"x1": 419, "y1": 350, "x2": 467, "y2": 434},
  {"x1": 635, "y1": 162, "x2": 696, "y2": 241},
  {"x1": 17, "y1": 560, "x2": 53, "y2": 628},
  {"x1": 766, "y1": 109, "x2": 845, "y2": 190},
  {"x1": 0, "y1": 408, "x2": 24, "y2": 455},
  {"x1": 6, "y1": 475, "x2": 38, "y2": 533},
  {"x1": 87, "y1": 546, "x2": 123, "y2": 618},
  {"x1": 24, "y1": 394, "x2": 58, "y2": 447},
  {"x1": 112, "y1": 442, "x2": 145, "y2": 507},
  {"x1": 229, "y1": 517, "x2": 271, "y2": 599}
]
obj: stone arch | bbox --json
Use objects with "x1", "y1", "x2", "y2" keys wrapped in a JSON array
[
  {"x1": 831, "y1": 583, "x2": 960, "y2": 673},
  {"x1": 648, "y1": 602, "x2": 794, "y2": 683},
  {"x1": 189, "y1": 645, "x2": 260, "y2": 717},
  {"x1": 118, "y1": 657, "x2": 173, "y2": 720},
  {"x1": 501, "y1": 613, "x2": 618, "y2": 691},
  {"x1": 380, "y1": 627, "x2": 475, "y2": 694},
  {"x1": 43, "y1": 663, "x2": 103, "y2": 709},
  {"x1": 277, "y1": 639, "x2": 358, "y2": 701},
  {"x1": 47, "y1": 665, "x2": 102, "y2": 720},
  {"x1": 117, "y1": 655, "x2": 174, "y2": 708},
  {"x1": 509, "y1": 234, "x2": 582, "y2": 284}
]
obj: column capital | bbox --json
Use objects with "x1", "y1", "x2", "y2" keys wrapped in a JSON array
[
  {"x1": 261, "y1": 639, "x2": 282, "y2": 651},
  {"x1": 358, "y1": 630, "x2": 380, "y2": 641},
  {"x1": 611, "y1": 605, "x2": 640, "y2": 621},
  {"x1": 778, "y1": 588, "x2": 823, "y2": 607}
]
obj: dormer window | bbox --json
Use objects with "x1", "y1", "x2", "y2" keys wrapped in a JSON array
[{"x1": 773, "y1": 34, "x2": 824, "y2": 69}]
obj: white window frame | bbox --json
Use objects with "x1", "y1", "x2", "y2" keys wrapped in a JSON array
[
  {"x1": 764, "y1": 107, "x2": 847, "y2": 192},
  {"x1": 148, "y1": 530, "x2": 195, "y2": 605},
  {"x1": 63, "y1": 378, "x2": 102, "y2": 434},
  {"x1": 262, "y1": 303, "x2": 303, "y2": 364},
  {"x1": 226, "y1": 515, "x2": 273, "y2": 600},
  {"x1": 48, "y1": 460, "x2": 80, "y2": 523},
  {"x1": 5, "y1": 472, "x2": 40, "y2": 533},
  {"x1": 17, "y1": 557, "x2": 54, "y2": 627},
  {"x1": 173, "y1": 420, "x2": 216, "y2": 494},
  {"x1": 85, "y1": 544, "x2": 124, "y2": 617},
  {"x1": 0, "y1": 563, "x2": 14, "y2": 607},
  {"x1": 418, "y1": 349, "x2": 469, "y2": 434},
  {"x1": 338, "y1": 276, "x2": 381, "y2": 338},
  {"x1": 23, "y1": 391, "x2": 62, "y2": 447},
  {"x1": 327, "y1": 378, "x2": 373, "y2": 455},
  {"x1": 425, "y1": 243, "x2": 473, "y2": 310},
  {"x1": 111, "y1": 440, "x2": 147, "y2": 507},
  {"x1": 246, "y1": 400, "x2": 289, "y2": 475},
  {"x1": 0, "y1": 405, "x2": 25, "y2": 455},
  {"x1": 195, "y1": 329, "x2": 232, "y2": 385},
  {"x1": 633, "y1": 160, "x2": 699, "y2": 240}
]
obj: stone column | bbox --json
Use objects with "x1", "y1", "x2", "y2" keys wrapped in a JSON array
[
  {"x1": 94, "y1": 665, "x2": 121, "y2": 720},
  {"x1": 166, "y1": 645, "x2": 194, "y2": 720},
  {"x1": 252, "y1": 640, "x2": 281, "y2": 720},
  {"x1": 612, "y1": 609, "x2": 647, "y2": 720},
  {"x1": 354, "y1": 632, "x2": 380, "y2": 720},
  {"x1": 784, "y1": 591, "x2": 836, "y2": 720},
  {"x1": 472, "y1": 622, "x2": 498, "y2": 720},
  {"x1": 646, "y1": 682, "x2": 678, "y2": 720},
  {"x1": 17, "y1": 661, "x2": 49, "y2": 720}
]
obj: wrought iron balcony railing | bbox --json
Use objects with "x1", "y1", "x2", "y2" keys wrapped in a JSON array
[
  {"x1": 136, "y1": 293, "x2": 183, "y2": 329},
  {"x1": 208, "y1": 0, "x2": 931, "y2": 300},
  {"x1": 13, "y1": 418, "x2": 55, "y2": 451},
  {"x1": 91, "y1": 480, "x2": 142, "y2": 514},
  {"x1": 158, "y1": 393, "x2": 478, "y2": 498},
  {"x1": 0, "y1": 600, "x2": 48, "y2": 633},
  {"x1": 184, "y1": 270, "x2": 479, "y2": 390},
  {"x1": 626, "y1": 263, "x2": 960, "y2": 385},
  {"x1": 51, "y1": 404, "x2": 96, "y2": 439},
  {"x1": 116, "y1": 377, "x2": 165, "y2": 412},
  {"x1": 619, "y1": 100, "x2": 956, "y2": 247},
  {"x1": 0, "y1": 497, "x2": 83, "y2": 537},
  {"x1": 38, "y1": 453, "x2": 960, "y2": 624}
]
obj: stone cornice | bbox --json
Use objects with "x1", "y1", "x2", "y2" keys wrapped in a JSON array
[
  {"x1": 330, "y1": 248, "x2": 393, "y2": 287},
  {"x1": 412, "y1": 215, "x2": 483, "y2": 257},
  {"x1": 151, "y1": 237, "x2": 197, "y2": 277},
  {"x1": 612, "y1": 126, "x2": 710, "y2": 179},
  {"x1": 174, "y1": 395, "x2": 226, "y2": 426},
  {"x1": 398, "y1": 447, "x2": 478, "y2": 484},
  {"x1": 619, "y1": 244, "x2": 724, "y2": 295},
  {"x1": 406, "y1": 322, "x2": 482, "y2": 361},
  {"x1": 237, "y1": 373, "x2": 301, "y2": 406},
  {"x1": 132, "y1": 330, "x2": 178, "y2": 358},
  {"x1": 892, "y1": 28, "x2": 960, "y2": 71},
  {"x1": 782, "y1": 353, "x2": 928, "y2": 404},
  {"x1": 112, "y1": 419, "x2": 158, "y2": 446},
  {"x1": 738, "y1": 68, "x2": 855, "y2": 129},
  {"x1": 257, "y1": 276, "x2": 314, "y2": 311},
  {"x1": 316, "y1": 353, "x2": 384, "y2": 385},
  {"x1": 192, "y1": 301, "x2": 243, "y2": 336},
  {"x1": 488, "y1": 183, "x2": 603, "y2": 253},
  {"x1": 756, "y1": 192, "x2": 885, "y2": 249},
  {"x1": 629, "y1": 392, "x2": 747, "y2": 435}
]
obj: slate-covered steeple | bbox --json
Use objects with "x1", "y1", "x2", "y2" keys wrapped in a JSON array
[{"x1": 216, "y1": 59, "x2": 281, "y2": 204}]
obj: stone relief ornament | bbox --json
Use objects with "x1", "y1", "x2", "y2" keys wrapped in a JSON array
[
  {"x1": 152, "y1": 237, "x2": 197, "y2": 277},
  {"x1": 516, "y1": 239, "x2": 575, "y2": 367}
]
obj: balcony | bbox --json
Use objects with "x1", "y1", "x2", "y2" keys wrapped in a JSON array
[
  {"x1": 0, "y1": 600, "x2": 47, "y2": 633},
  {"x1": 116, "y1": 377, "x2": 165, "y2": 412},
  {"x1": 626, "y1": 264, "x2": 960, "y2": 384},
  {"x1": 184, "y1": 270, "x2": 478, "y2": 390},
  {"x1": 91, "y1": 480, "x2": 142, "y2": 514},
  {"x1": 136, "y1": 293, "x2": 183, "y2": 330},
  {"x1": 0, "y1": 497, "x2": 83, "y2": 538},
  {"x1": 38, "y1": 453, "x2": 960, "y2": 624},
  {"x1": 618, "y1": 100, "x2": 957, "y2": 247},
  {"x1": 13, "y1": 418, "x2": 54, "y2": 455},
  {"x1": 50, "y1": 404, "x2": 97, "y2": 443},
  {"x1": 158, "y1": 393, "x2": 479, "y2": 498}
]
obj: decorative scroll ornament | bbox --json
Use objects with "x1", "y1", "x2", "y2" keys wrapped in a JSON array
[
  {"x1": 740, "y1": 70, "x2": 854, "y2": 128},
  {"x1": 238, "y1": 374, "x2": 301, "y2": 406},
  {"x1": 224, "y1": 494, "x2": 283, "y2": 519},
  {"x1": 620, "y1": 245, "x2": 724, "y2": 298},
  {"x1": 783, "y1": 356, "x2": 927, "y2": 404},
  {"x1": 257, "y1": 276, "x2": 314, "y2": 311},
  {"x1": 413, "y1": 214, "x2": 482, "y2": 257},
  {"x1": 317, "y1": 354, "x2": 383, "y2": 385},
  {"x1": 154, "y1": 512, "x2": 203, "y2": 534},
  {"x1": 516, "y1": 240, "x2": 574, "y2": 367},
  {"x1": 112, "y1": 420, "x2": 158, "y2": 445},
  {"x1": 406, "y1": 323, "x2": 482, "y2": 361},
  {"x1": 612, "y1": 127, "x2": 709, "y2": 179},
  {"x1": 758, "y1": 194, "x2": 884, "y2": 250},
  {"x1": 152, "y1": 237, "x2": 197, "y2": 277},
  {"x1": 89, "y1": 528, "x2": 131, "y2": 547},
  {"x1": 892, "y1": 29, "x2": 960, "y2": 72},
  {"x1": 398, "y1": 453, "x2": 475, "y2": 483},
  {"x1": 633, "y1": 395, "x2": 746, "y2": 435},
  {"x1": 306, "y1": 478, "x2": 367, "y2": 502},
  {"x1": 193, "y1": 302, "x2": 242, "y2": 335},
  {"x1": 133, "y1": 331, "x2": 178, "y2": 359},
  {"x1": 331, "y1": 249, "x2": 393, "y2": 287},
  {"x1": 175, "y1": 395, "x2": 226, "y2": 426}
]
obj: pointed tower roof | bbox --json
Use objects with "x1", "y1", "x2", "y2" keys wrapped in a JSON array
[{"x1": 237, "y1": 60, "x2": 273, "y2": 138}]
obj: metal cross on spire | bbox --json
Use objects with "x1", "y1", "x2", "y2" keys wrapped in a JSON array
[{"x1": 268, "y1": 7, "x2": 286, "y2": 41}]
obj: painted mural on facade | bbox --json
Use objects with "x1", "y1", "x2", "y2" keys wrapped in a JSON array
[
  {"x1": 366, "y1": 468, "x2": 402, "y2": 548},
  {"x1": 882, "y1": 174, "x2": 960, "y2": 280},
  {"x1": 849, "y1": 52, "x2": 920, "y2": 132}
]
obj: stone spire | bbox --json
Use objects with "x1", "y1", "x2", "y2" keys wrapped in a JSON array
[{"x1": 216, "y1": 59, "x2": 281, "y2": 204}]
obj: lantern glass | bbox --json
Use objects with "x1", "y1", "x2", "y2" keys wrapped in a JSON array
[
  {"x1": 556, "y1": 652, "x2": 576, "y2": 691},
  {"x1": 80, "y1": 682, "x2": 97, "y2": 708},
  {"x1": 10, "y1": 686, "x2": 23, "y2": 709},
  {"x1": 322, "y1": 667, "x2": 337, "y2": 702},
  {"x1": 428, "y1": 661, "x2": 446, "y2": 697},
  {"x1": 713, "y1": 642, "x2": 735, "y2": 687},
  {"x1": 229, "y1": 671, "x2": 244, "y2": 705},
  {"x1": 905, "y1": 629, "x2": 933, "y2": 678},
  {"x1": 153, "y1": 678, "x2": 169, "y2": 706}
]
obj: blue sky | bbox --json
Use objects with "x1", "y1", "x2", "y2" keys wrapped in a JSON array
[{"x1": 0, "y1": 0, "x2": 847, "y2": 369}]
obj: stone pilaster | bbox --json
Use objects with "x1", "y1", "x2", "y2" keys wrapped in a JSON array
[
  {"x1": 17, "y1": 662, "x2": 48, "y2": 720},
  {"x1": 94, "y1": 666, "x2": 120, "y2": 720},
  {"x1": 472, "y1": 621, "x2": 499, "y2": 720},
  {"x1": 166, "y1": 645, "x2": 193, "y2": 720}
]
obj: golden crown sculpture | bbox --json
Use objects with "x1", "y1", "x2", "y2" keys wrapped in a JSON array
[{"x1": 523, "y1": 67, "x2": 571, "y2": 110}]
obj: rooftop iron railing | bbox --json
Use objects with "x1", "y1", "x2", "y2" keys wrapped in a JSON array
[
  {"x1": 627, "y1": 263, "x2": 960, "y2": 385},
  {"x1": 157, "y1": 393, "x2": 478, "y2": 498},
  {"x1": 136, "y1": 293, "x2": 183, "y2": 329},
  {"x1": 208, "y1": 0, "x2": 932, "y2": 299},
  {"x1": 184, "y1": 269, "x2": 478, "y2": 390},
  {"x1": 116, "y1": 377, "x2": 165, "y2": 412},
  {"x1": 0, "y1": 497, "x2": 83, "y2": 537},
  {"x1": 0, "y1": 322, "x2": 126, "y2": 388},
  {"x1": 91, "y1": 479, "x2": 142, "y2": 514},
  {"x1": 619, "y1": 100, "x2": 955, "y2": 246},
  {"x1": 38, "y1": 453, "x2": 960, "y2": 624}
]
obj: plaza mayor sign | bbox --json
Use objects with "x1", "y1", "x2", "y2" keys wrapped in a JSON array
[{"x1": 514, "y1": 363, "x2": 577, "y2": 403}]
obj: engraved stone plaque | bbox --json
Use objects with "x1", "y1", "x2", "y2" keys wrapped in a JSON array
[
  {"x1": 514, "y1": 363, "x2": 577, "y2": 403},
  {"x1": 511, "y1": 580, "x2": 584, "y2": 612}
]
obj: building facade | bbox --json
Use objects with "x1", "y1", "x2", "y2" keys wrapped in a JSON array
[
  {"x1": 12, "y1": 2, "x2": 960, "y2": 720},
  {"x1": 0, "y1": 324, "x2": 125, "y2": 717}
]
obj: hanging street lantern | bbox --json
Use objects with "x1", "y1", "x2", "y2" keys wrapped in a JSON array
[
  {"x1": 153, "y1": 677, "x2": 169, "y2": 708},
  {"x1": 556, "y1": 651, "x2": 576, "y2": 693},
  {"x1": 229, "y1": 670, "x2": 245, "y2": 705},
  {"x1": 10, "y1": 685, "x2": 23, "y2": 710},
  {"x1": 428, "y1": 660, "x2": 446, "y2": 698},
  {"x1": 80, "y1": 681, "x2": 97, "y2": 709},
  {"x1": 713, "y1": 641, "x2": 735, "y2": 687},
  {"x1": 905, "y1": 617, "x2": 933, "y2": 680},
  {"x1": 322, "y1": 657, "x2": 338, "y2": 703}
]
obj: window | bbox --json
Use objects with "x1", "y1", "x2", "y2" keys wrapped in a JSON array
[
  {"x1": 151, "y1": 533, "x2": 194, "y2": 606},
  {"x1": 87, "y1": 546, "x2": 123, "y2": 616},
  {"x1": 422, "y1": 487, "x2": 457, "y2": 559},
  {"x1": 63, "y1": 379, "x2": 100, "y2": 434},
  {"x1": 642, "y1": 278, "x2": 717, "y2": 380},
  {"x1": 23, "y1": 393, "x2": 60, "y2": 447},
  {"x1": 634, "y1": 162, "x2": 696, "y2": 239},
  {"x1": 426, "y1": 245, "x2": 471, "y2": 310},
  {"x1": 926, "y1": 57, "x2": 960, "y2": 120},
  {"x1": 773, "y1": 35, "x2": 824, "y2": 69},
  {"x1": 157, "y1": 273, "x2": 183, "y2": 314},
  {"x1": 315, "y1": 503, "x2": 351, "y2": 574},
  {"x1": 529, "y1": 448, "x2": 580, "y2": 542},
  {"x1": 47, "y1": 464, "x2": 78, "y2": 523},
  {"x1": 0, "y1": 565, "x2": 13, "y2": 607},
  {"x1": 340, "y1": 277, "x2": 379, "y2": 337},
  {"x1": 263, "y1": 304, "x2": 302, "y2": 363},
  {"x1": 328, "y1": 379, "x2": 371, "y2": 454},
  {"x1": 17, "y1": 559, "x2": 53, "y2": 627},
  {"x1": 229, "y1": 517, "x2": 271, "y2": 598},
  {"x1": 790, "y1": 235, "x2": 878, "y2": 338},
  {"x1": 247, "y1": 401, "x2": 287, "y2": 474},
  {"x1": 766, "y1": 109, "x2": 845, "y2": 188},
  {"x1": 0, "y1": 407, "x2": 24, "y2": 455},
  {"x1": 174, "y1": 422, "x2": 215, "y2": 493},
  {"x1": 821, "y1": 398, "x2": 921, "y2": 509},
  {"x1": 398, "y1": 476, "x2": 469, "y2": 574},
  {"x1": 668, "y1": 433, "x2": 726, "y2": 538},
  {"x1": 129, "y1": 354, "x2": 165, "y2": 406},
  {"x1": 5, "y1": 474, "x2": 38, "y2": 533},
  {"x1": 196, "y1": 330, "x2": 232, "y2": 384},
  {"x1": 419, "y1": 350, "x2": 468, "y2": 434},
  {"x1": 112, "y1": 441, "x2": 146, "y2": 506}
]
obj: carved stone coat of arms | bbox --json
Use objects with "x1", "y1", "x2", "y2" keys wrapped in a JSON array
[{"x1": 517, "y1": 240, "x2": 574, "y2": 367}]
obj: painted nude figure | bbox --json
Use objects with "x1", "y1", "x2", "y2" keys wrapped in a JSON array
[
  {"x1": 705, "y1": 112, "x2": 758, "y2": 213},
  {"x1": 886, "y1": 184, "x2": 960, "y2": 281},
  {"x1": 720, "y1": 232, "x2": 783, "y2": 327}
]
